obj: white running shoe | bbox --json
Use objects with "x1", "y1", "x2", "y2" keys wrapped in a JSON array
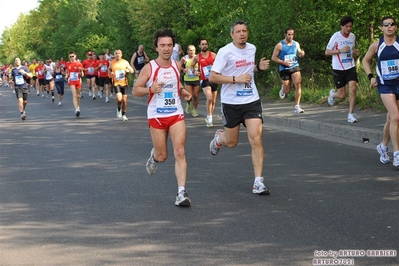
[
  {"x1": 205, "y1": 117, "x2": 213, "y2": 127},
  {"x1": 294, "y1": 105, "x2": 304, "y2": 113},
  {"x1": 146, "y1": 148, "x2": 158, "y2": 175},
  {"x1": 89, "y1": 91, "x2": 92, "y2": 97},
  {"x1": 41, "y1": 94, "x2": 44, "y2": 98},
  {"x1": 175, "y1": 191, "x2": 191, "y2": 207},
  {"x1": 328, "y1": 89, "x2": 335, "y2": 106},
  {"x1": 376, "y1": 144, "x2": 390, "y2": 164},
  {"x1": 122, "y1": 115, "x2": 128, "y2": 121},
  {"x1": 75, "y1": 109, "x2": 80, "y2": 117},
  {"x1": 105, "y1": 97, "x2": 109, "y2": 103},
  {"x1": 58, "y1": 102, "x2": 62, "y2": 106},
  {"x1": 21, "y1": 111, "x2": 26, "y2": 120},
  {"x1": 347, "y1": 113, "x2": 358, "y2": 123},
  {"x1": 393, "y1": 153, "x2": 399, "y2": 167},
  {"x1": 252, "y1": 177, "x2": 270, "y2": 195},
  {"x1": 92, "y1": 95, "x2": 96, "y2": 100},
  {"x1": 116, "y1": 109, "x2": 122, "y2": 118},
  {"x1": 210, "y1": 129, "x2": 224, "y2": 155},
  {"x1": 279, "y1": 86, "x2": 285, "y2": 99}
]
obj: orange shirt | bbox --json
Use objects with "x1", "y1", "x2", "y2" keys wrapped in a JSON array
[{"x1": 110, "y1": 59, "x2": 130, "y2": 86}]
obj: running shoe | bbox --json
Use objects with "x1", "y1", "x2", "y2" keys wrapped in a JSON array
[
  {"x1": 146, "y1": 148, "x2": 158, "y2": 175},
  {"x1": 205, "y1": 117, "x2": 213, "y2": 127},
  {"x1": 75, "y1": 109, "x2": 80, "y2": 117},
  {"x1": 58, "y1": 102, "x2": 62, "y2": 106},
  {"x1": 52, "y1": 97, "x2": 55, "y2": 102},
  {"x1": 92, "y1": 95, "x2": 96, "y2": 100},
  {"x1": 294, "y1": 105, "x2": 304, "y2": 113},
  {"x1": 105, "y1": 97, "x2": 109, "y2": 103},
  {"x1": 175, "y1": 190, "x2": 191, "y2": 207},
  {"x1": 116, "y1": 109, "x2": 122, "y2": 118},
  {"x1": 89, "y1": 91, "x2": 92, "y2": 97},
  {"x1": 41, "y1": 94, "x2": 44, "y2": 98},
  {"x1": 252, "y1": 178, "x2": 270, "y2": 195},
  {"x1": 122, "y1": 115, "x2": 128, "y2": 121},
  {"x1": 393, "y1": 153, "x2": 399, "y2": 167},
  {"x1": 209, "y1": 129, "x2": 224, "y2": 155},
  {"x1": 185, "y1": 102, "x2": 191, "y2": 114},
  {"x1": 80, "y1": 92, "x2": 83, "y2": 98},
  {"x1": 347, "y1": 113, "x2": 358, "y2": 123},
  {"x1": 279, "y1": 86, "x2": 285, "y2": 99},
  {"x1": 21, "y1": 111, "x2": 26, "y2": 120},
  {"x1": 376, "y1": 144, "x2": 390, "y2": 164},
  {"x1": 192, "y1": 109, "x2": 199, "y2": 117},
  {"x1": 328, "y1": 89, "x2": 335, "y2": 106},
  {"x1": 37, "y1": 91, "x2": 40, "y2": 96}
]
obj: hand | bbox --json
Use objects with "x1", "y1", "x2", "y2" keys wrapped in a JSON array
[
  {"x1": 370, "y1": 77, "x2": 378, "y2": 87},
  {"x1": 181, "y1": 88, "x2": 192, "y2": 102},
  {"x1": 258, "y1": 57, "x2": 270, "y2": 70},
  {"x1": 353, "y1": 48, "x2": 360, "y2": 56},
  {"x1": 298, "y1": 50, "x2": 305, "y2": 58},
  {"x1": 152, "y1": 78, "x2": 164, "y2": 93},
  {"x1": 237, "y1": 73, "x2": 252, "y2": 83},
  {"x1": 340, "y1": 46, "x2": 350, "y2": 53}
]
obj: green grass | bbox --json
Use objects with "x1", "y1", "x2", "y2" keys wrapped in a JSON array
[{"x1": 261, "y1": 68, "x2": 386, "y2": 112}]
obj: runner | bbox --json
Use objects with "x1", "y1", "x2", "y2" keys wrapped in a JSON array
[
  {"x1": 28, "y1": 59, "x2": 38, "y2": 93},
  {"x1": 182, "y1": 45, "x2": 200, "y2": 117},
  {"x1": 44, "y1": 58, "x2": 56, "y2": 102},
  {"x1": 95, "y1": 53, "x2": 110, "y2": 102},
  {"x1": 10, "y1": 57, "x2": 32, "y2": 120},
  {"x1": 190, "y1": 39, "x2": 218, "y2": 127},
  {"x1": 82, "y1": 51, "x2": 97, "y2": 99},
  {"x1": 54, "y1": 60, "x2": 65, "y2": 106},
  {"x1": 65, "y1": 51, "x2": 84, "y2": 117},
  {"x1": 130, "y1": 44, "x2": 149, "y2": 79},
  {"x1": 208, "y1": 19, "x2": 271, "y2": 195},
  {"x1": 109, "y1": 49, "x2": 134, "y2": 121},
  {"x1": 35, "y1": 60, "x2": 46, "y2": 97},
  {"x1": 133, "y1": 29, "x2": 193, "y2": 207}
]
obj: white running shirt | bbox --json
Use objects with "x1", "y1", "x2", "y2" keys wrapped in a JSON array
[
  {"x1": 326, "y1": 31, "x2": 356, "y2": 70},
  {"x1": 211, "y1": 42, "x2": 259, "y2": 105},
  {"x1": 145, "y1": 60, "x2": 183, "y2": 119}
]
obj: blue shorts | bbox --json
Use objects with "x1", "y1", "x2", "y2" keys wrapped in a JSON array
[{"x1": 377, "y1": 82, "x2": 399, "y2": 97}]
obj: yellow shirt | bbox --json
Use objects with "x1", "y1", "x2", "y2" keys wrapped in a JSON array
[
  {"x1": 110, "y1": 59, "x2": 130, "y2": 86},
  {"x1": 29, "y1": 63, "x2": 38, "y2": 76}
]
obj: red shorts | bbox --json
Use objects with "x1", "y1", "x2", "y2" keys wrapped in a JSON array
[
  {"x1": 69, "y1": 81, "x2": 82, "y2": 89},
  {"x1": 148, "y1": 114, "x2": 185, "y2": 131}
]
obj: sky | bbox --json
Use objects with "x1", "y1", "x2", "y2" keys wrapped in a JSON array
[{"x1": 0, "y1": 0, "x2": 39, "y2": 37}]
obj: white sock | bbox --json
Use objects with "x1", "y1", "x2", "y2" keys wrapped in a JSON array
[
  {"x1": 178, "y1": 186, "x2": 186, "y2": 193},
  {"x1": 207, "y1": 115, "x2": 212, "y2": 123},
  {"x1": 255, "y1": 177, "x2": 263, "y2": 183}
]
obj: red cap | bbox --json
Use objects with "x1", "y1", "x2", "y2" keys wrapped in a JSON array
[{"x1": 87, "y1": 51, "x2": 92, "y2": 56}]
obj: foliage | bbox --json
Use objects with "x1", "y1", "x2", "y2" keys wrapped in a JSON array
[{"x1": 1, "y1": 0, "x2": 399, "y2": 110}]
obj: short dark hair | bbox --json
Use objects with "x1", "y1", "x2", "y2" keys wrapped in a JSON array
[
  {"x1": 199, "y1": 38, "x2": 208, "y2": 45},
  {"x1": 340, "y1": 16, "x2": 354, "y2": 26},
  {"x1": 69, "y1": 51, "x2": 76, "y2": 55},
  {"x1": 284, "y1": 27, "x2": 294, "y2": 34},
  {"x1": 230, "y1": 19, "x2": 248, "y2": 34},
  {"x1": 381, "y1": 16, "x2": 396, "y2": 25},
  {"x1": 153, "y1": 29, "x2": 176, "y2": 48}
]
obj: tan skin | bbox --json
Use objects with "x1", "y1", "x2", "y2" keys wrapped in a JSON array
[
  {"x1": 325, "y1": 22, "x2": 360, "y2": 114},
  {"x1": 362, "y1": 18, "x2": 399, "y2": 153},
  {"x1": 209, "y1": 24, "x2": 270, "y2": 177},
  {"x1": 271, "y1": 29, "x2": 305, "y2": 106},
  {"x1": 133, "y1": 36, "x2": 192, "y2": 188}
]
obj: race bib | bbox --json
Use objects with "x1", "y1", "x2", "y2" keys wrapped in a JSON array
[
  {"x1": 69, "y1": 72, "x2": 79, "y2": 81},
  {"x1": 137, "y1": 56, "x2": 144, "y2": 64},
  {"x1": 87, "y1": 67, "x2": 94, "y2": 75},
  {"x1": 15, "y1": 75, "x2": 24, "y2": 85},
  {"x1": 381, "y1": 59, "x2": 399, "y2": 80},
  {"x1": 100, "y1": 65, "x2": 107, "y2": 72},
  {"x1": 115, "y1": 70, "x2": 125, "y2": 80},
  {"x1": 46, "y1": 71, "x2": 53, "y2": 80},
  {"x1": 55, "y1": 74, "x2": 63, "y2": 81},
  {"x1": 156, "y1": 92, "x2": 178, "y2": 113},
  {"x1": 236, "y1": 81, "x2": 253, "y2": 96},
  {"x1": 203, "y1": 65, "x2": 211, "y2": 79},
  {"x1": 284, "y1": 54, "x2": 297, "y2": 65}
]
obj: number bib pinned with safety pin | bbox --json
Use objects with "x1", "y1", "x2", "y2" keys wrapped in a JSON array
[{"x1": 381, "y1": 59, "x2": 399, "y2": 80}]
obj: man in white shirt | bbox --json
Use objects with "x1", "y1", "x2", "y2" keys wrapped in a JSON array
[{"x1": 209, "y1": 20, "x2": 271, "y2": 196}]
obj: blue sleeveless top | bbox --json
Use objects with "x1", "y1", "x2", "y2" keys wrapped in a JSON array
[
  {"x1": 376, "y1": 36, "x2": 399, "y2": 85},
  {"x1": 279, "y1": 40, "x2": 299, "y2": 71}
]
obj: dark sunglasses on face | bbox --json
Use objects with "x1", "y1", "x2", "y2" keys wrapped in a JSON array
[
  {"x1": 382, "y1": 22, "x2": 396, "y2": 27},
  {"x1": 69, "y1": 55, "x2": 75, "y2": 58}
]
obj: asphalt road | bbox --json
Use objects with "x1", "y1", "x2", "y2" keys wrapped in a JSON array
[{"x1": 0, "y1": 86, "x2": 398, "y2": 266}]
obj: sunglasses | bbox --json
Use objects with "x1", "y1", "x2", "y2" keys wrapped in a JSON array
[
  {"x1": 382, "y1": 22, "x2": 396, "y2": 27},
  {"x1": 69, "y1": 55, "x2": 75, "y2": 58}
]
